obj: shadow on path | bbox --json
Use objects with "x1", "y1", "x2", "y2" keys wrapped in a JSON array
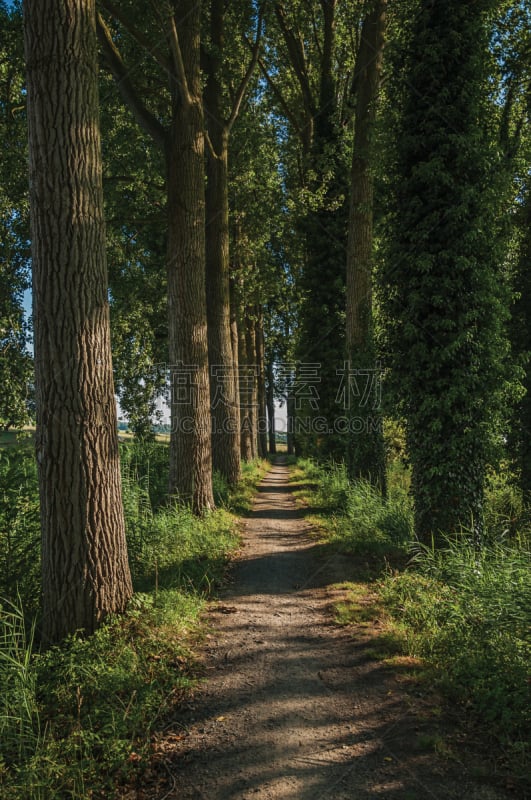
[{"x1": 148, "y1": 460, "x2": 511, "y2": 800}]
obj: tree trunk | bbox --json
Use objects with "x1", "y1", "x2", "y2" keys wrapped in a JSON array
[
  {"x1": 205, "y1": 131, "x2": 240, "y2": 485},
  {"x1": 266, "y1": 360, "x2": 277, "y2": 454},
  {"x1": 513, "y1": 184, "x2": 531, "y2": 497},
  {"x1": 166, "y1": 0, "x2": 214, "y2": 513},
  {"x1": 204, "y1": 0, "x2": 241, "y2": 486},
  {"x1": 238, "y1": 318, "x2": 254, "y2": 461},
  {"x1": 245, "y1": 312, "x2": 258, "y2": 459},
  {"x1": 24, "y1": 0, "x2": 133, "y2": 644},
  {"x1": 255, "y1": 311, "x2": 268, "y2": 458},
  {"x1": 346, "y1": 0, "x2": 387, "y2": 492},
  {"x1": 229, "y1": 276, "x2": 241, "y2": 450}
]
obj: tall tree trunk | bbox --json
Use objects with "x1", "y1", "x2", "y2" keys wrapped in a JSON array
[
  {"x1": 229, "y1": 276, "x2": 241, "y2": 449},
  {"x1": 255, "y1": 311, "x2": 268, "y2": 458},
  {"x1": 266, "y1": 360, "x2": 277, "y2": 454},
  {"x1": 513, "y1": 184, "x2": 531, "y2": 497},
  {"x1": 167, "y1": 0, "x2": 214, "y2": 513},
  {"x1": 238, "y1": 319, "x2": 254, "y2": 461},
  {"x1": 24, "y1": 0, "x2": 132, "y2": 643},
  {"x1": 346, "y1": 0, "x2": 387, "y2": 492},
  {"x1": 245, "y1": 312, "x2": 258, "y2": 459},
  {"x1": 205, "y1": 130, "x2": 241, "y2": 485},
  {"x1": 204, "y1": 0, "x2": 241, "y2": 485},
  {"x1": 97, "y1": 0, "x2": 214, "y2": 514}
]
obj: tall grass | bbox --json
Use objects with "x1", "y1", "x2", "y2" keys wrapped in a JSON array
[
  {"x1": 0, "y1": 598, "x2": 40, "y2": 765},
  {"x1": 297, "y1": 458, "x2": 413, "y2": 554},
  {"x1": 296, "y1": 456, "x2": 531, "y2": 771},
  {"x1": 382, "y1": 536, "x2": 530, "y2": 761},
  {"x1": 0, "y1": 449, "x2": 40, "y2": 616}
]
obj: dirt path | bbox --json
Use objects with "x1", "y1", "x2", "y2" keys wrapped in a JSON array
[{"x1": 148, "y1": 461, "x2": 514, "y2": 800}]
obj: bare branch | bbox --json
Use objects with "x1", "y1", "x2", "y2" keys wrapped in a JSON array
[
  {"x1": 168, "y1": 12, "x2": 193, "y2": 107},
  {"x1": 227, "y1": 4, "x2": 265, "y2": 132},
  {"x1": 100, "y1": 0, "x2": 172, "y2": 75},
  {"x1": 253, "y1": 49, "x2": 306, "y2": 147},
  {"x1": 97, "y1": 13, "x2": 167, "y2": 150},
  {"x1": 204, "y1": 129, "x2": 218, "y2": 161},
  {"x1": 274, "y1": 2, "x2": 316, "y2": 120}
]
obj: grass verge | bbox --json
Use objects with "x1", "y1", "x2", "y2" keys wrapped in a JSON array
[{"x1": 292, "y1": 457, "x2": 530, "y2": 784}]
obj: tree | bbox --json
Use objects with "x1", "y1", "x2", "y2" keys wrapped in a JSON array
[
  {"x1": 382, "y1": 0, "x2": 509, "y2": 543},
  {"x1": 24, "y1": 0, "x2": 133, "y2": 643},
  {"x1": 345, "y1": 0, "x2": 387, "y2": 490},
  {"x1": 97, "y1": 1, "x2": 214, "y2": 512},
  {"x1": 513, "y1": 180, "x2": 531, "y2": 496},
  {"x1": 0, "y1": 1, "x2": 33, "y2": 432},
  {"x1": 99, "y1": 83, "x2": 168, "y2": 440},
  {"x1": 203, "y1": 0, "x2": 263, "y2": 484},
  {"x1": 261, "y1": 1, "x2": 358, "y2": 459}
]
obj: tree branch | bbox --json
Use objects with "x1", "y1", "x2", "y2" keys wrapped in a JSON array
[
  {"x1": 227, "y1": 5, "x2": 265, "y2": 132},
  {"x1": 274, "y1": 3, "x2": 316, "y2": 121},
  {"x1": 96, "y1": 13, "x2": 167, "y2": 150},
  {"x1": 253, "y1": 50, "x2": 306, "y2": 147},
  {"x1": 100, "y1": 0, "x2": 172, "y2": 75},
  {"x1": 168, "y1": 11, "x2": 193, "y2": 107}
]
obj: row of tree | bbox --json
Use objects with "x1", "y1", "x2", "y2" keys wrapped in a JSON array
[{"x1": 3, "y1": 0, "x2": 530, "y2": 641}]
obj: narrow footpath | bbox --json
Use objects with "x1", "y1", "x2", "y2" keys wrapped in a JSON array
[{"x1": 145, "y1": 461, "x2": 513, "y2": 800}]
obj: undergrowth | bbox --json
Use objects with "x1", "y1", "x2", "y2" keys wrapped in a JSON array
[
  {"x1": 293, "y1": 457, "x2": 413, "y2": 556},
  {"x1": 294, "y1": 455, "x2": 531, "y2": 778},
  {"x1": 0, "y1": 440, "x2": 268, "y2": 799}
]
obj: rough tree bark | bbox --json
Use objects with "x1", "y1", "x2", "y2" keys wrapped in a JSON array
[
  {"x1": 97, "y1": 0, "x2": 214, "y2": 513},
  {"x1": 24, "y1": 0, "x2": 133, "y2": 643},
  {"x1": 346, "y1": 0, "x2": 387, "y2": 491},
  {"x1": 238, "y1": 319, "x2": 254, "y2": 461},
  {"x1": 255, "y1": 311, "x2": 268, "y2": 458},
  {"x1": 166, "y1": 0, "x2": 214, "y2": 512}
]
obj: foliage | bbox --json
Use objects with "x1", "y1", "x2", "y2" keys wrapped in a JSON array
[
  {"x1": 381, "y1": 535, "x2": 531, "y2": 764},
  {"x1": 0, "y1": 2, "x2": 33, "y2": 432},
  {"x1": 0, "y1": 444, "x2": 40, "y2": 618},
  {"x1": 380, "y1": 0, "x2": 513, "y2": 542},
  {"x1": 296, "y1": 457, "x2": 413, "y2": 556},
  {"x1": 100, "y1": 69, "x2": 168, "y2": 439}
]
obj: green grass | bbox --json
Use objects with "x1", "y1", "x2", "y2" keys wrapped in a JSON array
[
  {"x1": 0, "y1": 441, "x2": 269, "y2": 799},
  {"x1": 294, "y1": 456, "x2": 531, "y2": 780},
  {"x1": 292, "y1": 457, "x2": 413, "y2": 559},
  {"x1": 380, "y1": 537, "x2": 531, "y2": 770}
]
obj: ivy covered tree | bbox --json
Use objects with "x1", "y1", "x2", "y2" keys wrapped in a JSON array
[{"x1": 382, "y1": 0, "x2": 510, "y2": 543}]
